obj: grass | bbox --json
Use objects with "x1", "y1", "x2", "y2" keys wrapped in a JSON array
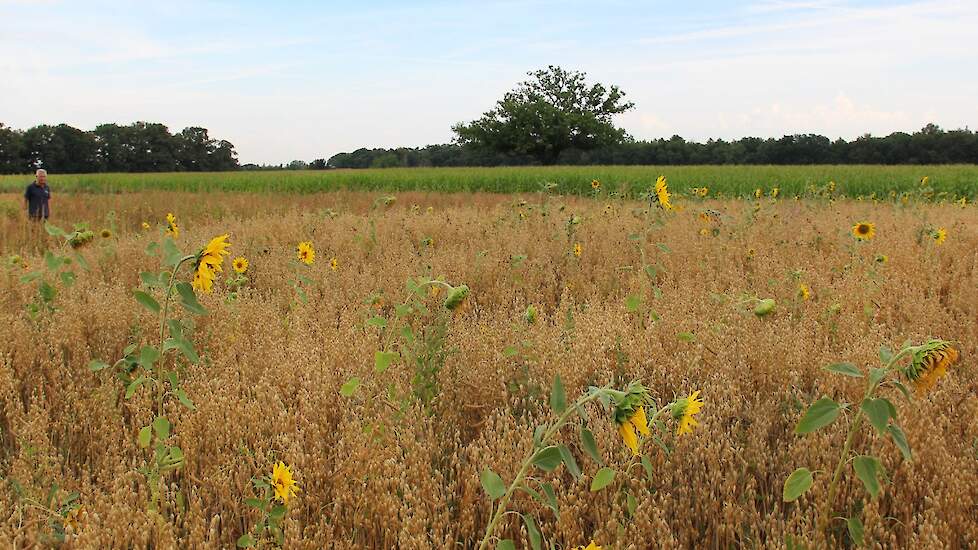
[
  {"x1": 1, "y1": 190, "x2": 975, "y2": 548},
  {"x1": 1, "y1": 164, "x2": 976, "y2": 198}
]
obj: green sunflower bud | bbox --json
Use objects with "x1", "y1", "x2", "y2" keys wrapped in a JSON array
[
  {"x1": 525, "y1": 304, "x2": 538, "y2": 324},
  {"x1": 443, "y1": 285, "x2": 470, "y2": 311},
  {"x1": 753, "y1": 298, "x2": 776, "y2": 317}
]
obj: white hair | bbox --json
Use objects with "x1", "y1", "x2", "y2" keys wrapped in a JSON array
[{"x1": 35, "y1": 169, "x2": 47, "y2": 176}]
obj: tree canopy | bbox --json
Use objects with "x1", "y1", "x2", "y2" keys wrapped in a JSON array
[{"x1": 453, "y1": 66, "x2": 635, "y2": 164}]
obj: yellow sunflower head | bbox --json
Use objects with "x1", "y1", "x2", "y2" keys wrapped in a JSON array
[
  {"x1": 613, "y1": 383, "x2": 651, "y2": 455},
  {"x1": 100, "y1": 228, "x2": 112, "y2": 239},
  {"x1": 271, "y1": 461, "x2": 300, "y2": 504},
  {"x1": 591, "y1": 179, "x2": 601, "y2": 190},
  {"x1": 770, "y1": 187, "x2": 780, "y2": 198},
  {"x1": 754, "y1": 188, "x2": 762, "y2": 199},
  {"x1": 571, "y1": 542, "x2": 602, "y2": 550},
  {"x1": 797, "y1": 283, "x2": 810, "y2": 301},
  {"x1": 852, "y1": 222, "x2": 875, "y2": 240},
  {"x1": 903, "y1": 339, "x2": 959, "y2": 394},
  {"x1": 932, "y1": 227, "x2": 947, "y2": 245},
  {"x1": 573, "y1": 243, "x2": 582, "y2": 258},
  {"x1": 330, "y1": 257, "x2": 339, "y2": 271},
  {"x1": 232, "y1": 256, "x2": 248, "y2": 273},
  {"x1": 875, "y1": 254, "x2": 888, "y2": 264},
  {"x1": 141, "y1": 221, "x2": 150, "y2": 230},
  {"x1": 192, "y1": 234, "x2": 231, "y2": 293},
  {"x1": 165, "y1": 213, "x2": 180, "y2": 238},
  {"x1": 297, "y1": 241, "x2": 315, "y2": 265},
  {"x1": 672, "y1": 390, "x2": 704, "y2": 436},
  {"x1": 654, "y1": 176, "x2": 673, "y2": 210}
]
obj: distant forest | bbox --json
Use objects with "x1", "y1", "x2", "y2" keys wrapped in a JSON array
[
  {"x1": 0, "y1": 122, "x2": 238, "y2": 174},
  {"x1": 326, "y1": 124, "x2": 978, "y2": 169},
  {"x1": 3, "y1": 121, "x2": 978, "y2": 175}
]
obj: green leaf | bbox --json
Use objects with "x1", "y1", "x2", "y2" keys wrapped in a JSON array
[
  {"x1": 59, "y1": 271, "x2": 76, "y2": 287},
  {"x1": 366, "y1": 316, "x2": 388, "y2": 329},
  {"x1": 87, "y1": 359, "x2": 110, "y2": 372},
  {"x1": 557, "y1": 444, "x2": 581, "y2": 479},
  {"x1": 270, "y1": 504, "x2": 287, "y2": 521},
  {"x1": 244, "y1": 498, "x2": 263, "y2": 508},
  {"x1": 860, "y1": 398, "x2": 892, "y2": 434},
  {"x1": 879, "y1": 346, "x2": 894, "y2": 365},
  {"x1": 176, "y1": 282, "x2": 207, "y2": 315},
  {"x1": 782, "y1": 467, "x2": 814, "y2": 502},
  {"x1": 496, "y1": 540, "x2": 515, "y2": 550},
  {"x1": 502, "y1": 345, "x2": 519, "y2": 358},
  {"x1": 374, "y1": 350, "x2": 398, "y2": 374},
  {"x1": 174, "y1": 389, "x2": 197, "y2": 410},
  {"x1": 162, "y1": 238, "x2": 184, "y2": 267},
  {"x1": 138, "y1": 425, "x2": 152, "y2": 448},
  {"x1": 590, "y1": 467, "x2": 616, "y2": 491},
  {"x1": 825, "y1": 362, "x2": 863, "y2": 377},
  {"x1": 125, "y1": 376, "x2": 147, "y2": 399},
  {"x1": 139, "y1": 345, "x2": 161, "y2": 368},
  {"x1": 540, "y1": 483, "x2": 559, "y2": 514},
  {"x1": 580, "y1": 427, "x2": 602, "y2": 465},
  {"x1": 888, "y1": 424, "x2": 912, "y2": 460},
  {"x1": 38, "y1": 281, "x2": 56, "y2": 302},
  {"x1": 339, "y1": 378, "x2": 360, "y2": 397},
  {"x1": 532, "y1": 446, "x2": 563, "y2": 472},
  {"x1": 795, "y1": 397, "x2": 841, "y2": 434},
  {"x1": 853, "y1": 455, "x2": 882, "y2": 498},
  {"x1": 869, "y1": 367, "x2": 887, "y2": 386},
  {"x1": 44, "y1": 223, "x2": 66, "y2": 237},
  {"x1": 44, "y1": 250, "x2": 64, "y2": 271},
  {"x1": 625, "y1": 294, "x2": 642, "y2": 312},
  {"x1": 677, "y1": 332, "x2": 696, "y2": 342},
  {"x1": 626, "y1": 491, "x2": 638, "y2": 517},
  {"x1": 550, "y1": 374, "x2": 566, "y2": 414},
  {"x1": 523, "y1": 515, "x2": 542, "y2": 550},
  {"x1": 175, "y1": 338, "x2": 200, "y2": 364},
  {"x1": 640, "y1": 455, "x2": 654, "y2": 482},
  {"x1": 847, "y1": 516, "x2": 865, "y2": 546},
  {"x1": 236, "y1": 534, "x2": 256, "y2": 548},
  {"x1": 891, "y1": 380, "x2": 913, "y2": 401},
  {"x1": 656, "y1": 242, "x2": 671, "y2": 253},
  {"x1": 140, "y1": 271, "x2": 162, "y2": 287},
  {"x1": 152, "y1": 416, "x2": 170, "y2": 439},
  {"x1": 480, "y1": 468, "x2": 506, "y2": 500},
  {"x1": 19, "y1": 271, "x2": 43, "y2": 284}
]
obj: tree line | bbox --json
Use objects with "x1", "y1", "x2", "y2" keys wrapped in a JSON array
[
  {"x1": 0, "y1": 122, "x2": 238, "y2": 174},
  {"x1": 325, "y1": 124, "x2": 978, "y2": 169}
]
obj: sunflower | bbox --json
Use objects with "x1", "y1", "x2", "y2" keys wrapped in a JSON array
[
  {"x1": 673, "y1": 390, "x2": 704, "y2": 436},
  {"x1": 141, "y1": 221, "x2": 150, "y2": 230},
  {"x1": 100, "y1": 228, "x2": 112, "y2": 239},
  {"x1": 591, "y1": 179, "x2": 601, "y2": 190},
  {"x1": 770, "y1": 187, "x2": 780, "y2": 198},
  {"x1": 613, "y1": 383, "x2": 651, "y2": 455},
  {"x1": 875, "y1": 254, "x2": 888, "y2": 264},
  {"x1": 330, "y1": 257, "x2": 339, "y2": 271},
  {"x1": 903, "y1": 340, "x2": 959, "y2": 394},
  {"x1": 920, "y1": 176, "x2": 929, "y2": 186},
  {"x1": 654, "y1": 176, "x2": 673, "y2": 210},
  {"x1": 957, "y1": 197, "x2": 968, "y2": 207},
  {"x1": 571, "y1": 542, "x2": 602, "y2": 550},
  {"x1": 232, "y1": 256, "x2": 248, "y2": 273},
  {"x1": 573, "y1": 243, "x2": 582, "y2": 258},
  {"x1": 797, "y1": 283, "x2": 810, "y2": 301},
  {"x1": 297, "y1": 241, "x2": 315, "y2": 265},
  {"x1": 271, "y1": 461, "x2": 300, "y2": 504},
  {"x1": 754, "y1": 188, "x2": 762, "y2": 199},
  {"x1": 165, "y1": 213, "x2": 179, "y2": 238},
  {"x1": 851, "y1": 222, "x2": 875, "y2": 240},
  {"x1": 192, "y1": 234, "x2": 231, "y2": 293},
  {"x1": 616, "y1": 406, "x2": 650, "y2": 456},
  {"x1": 63, "y1": 505, "x2": 83, "y2": 532},
  {"x1": 932, "y1": 227, "x2": 947, "y2": 244}
]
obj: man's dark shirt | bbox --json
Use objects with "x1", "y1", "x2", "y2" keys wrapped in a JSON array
[{"x1": 24, "y1": 182, "x2": 50, "y2": 220}]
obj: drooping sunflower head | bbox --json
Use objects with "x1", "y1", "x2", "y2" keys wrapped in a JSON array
[
  {"x1": 571, "y1": 542, "x2": 602, "y2": 550},
  {"x1": 165, "y1": 213, "x2": 179, "y2": 238},
  {"x1": 932, "y1": 227, "x2": 947, "y2": 245},
  {"x1": 271, "y1": 461, "x2": 300, "y2": 504},
  {"x1": 852, "y1": 222, "x2": 875, "y2": 241},
  {"x1": 297, "y1": 241, "x2": 315, "y2": 265},
  {"x1": 232, "y1": 256, "x2": 248, "y2": 273},
  {"x1": 443, "y1": 284, "x2": 470, "y2": 311},
  {"x1": 192, "y1": 234, "x2": 231, "y2": 293},
  {"x1": 591, "y1": 179, "x2": 601, "y2": 190},
  {"x1": 672, "y1": 390, "x2": 704, "y2": 436},
  {"x1": 903, "y1": 339, "x2": 959, "y2": 394},
  {"x1": 573, "y1": 243, "x2": 583, "y2": 258},
  {"x1": 613, "y1": 382, "x2": 651, "y2": 456},
  {"x1": 654, "y1": 176, "x2": 673, "y2": 210}
]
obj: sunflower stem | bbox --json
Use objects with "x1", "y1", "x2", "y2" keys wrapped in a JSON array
[
  {"x1": 818, "y1": 346, "x2": 911, "y2": 538},
  {"x1": 156, "y1": 255, "x2": 194, "y2": 419},
  {"x1": 476, "y1": 384, "x2": 612, "y2": 550}
]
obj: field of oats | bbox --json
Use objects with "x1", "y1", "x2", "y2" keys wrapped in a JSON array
[{"x1": 0, "y1": 184, "x2": 976, "y2": 549}]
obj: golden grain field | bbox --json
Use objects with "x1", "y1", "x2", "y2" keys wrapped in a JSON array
[{"x1": 1, "y1": 189, "x2": 976, "y2": 549}]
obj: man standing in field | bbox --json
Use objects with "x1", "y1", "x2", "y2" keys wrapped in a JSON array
[{"x1": 24, "y1": 168, "x2": 51, "y2": 221}]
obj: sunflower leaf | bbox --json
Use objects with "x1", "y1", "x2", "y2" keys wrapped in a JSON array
[
  {"x1": 339, "y1": 378, "x2": 360, "y2": 397},
  {"x1": 550, "y1": 374, "x2": 566, "y2": 414},
  {"x1": 522, "y1": 515, "x2": 542, "y2": 550},
  {"x1": 236, "y1": 534, "x2": 256, "y2": 548},
  {"x1": 860, "y1": 398, "x2": 892, "y2": 434},
  {"x1": 374, "y1": 350, "x2": 398, "y2": 374},
  {"x1": 496, "y1": 540, "x2": 515, "y2": 550},
  {"x1": 175, "y1": 282, "x2": 207, "y2": 315},
  {"x1": 824, "y1": 362, "x2": 863, "y2": 377},
  {"x1": 580, "y1": 427, "x2": 602, "y2": 465},
  {"x1": 641, "y1": 455, "x2": 655, "y2": 482},
  {"x1": 795, "y1": 397, "x2": 840, "y2": 434},
  {"x1": 888, "y1": 424, "x2": 912, "y2": 460},
  {"x1": 137, "y1": 425, "x2": 152, "y2": 448},
  {"x1": 782, "y1": 467, "x2": 814, "y2": 502},
  {"x1": 532, "y1": 446, "x2": 563, "y2": 472},
  {"x1": 590, "y1": 467, "x2": 616, "y2": 491},
  {"x1": 847, "y1": 516, "x2": 865, "y2": 546},
  {"x1": 557, "y1": 444, "x2": 581, "y2": 479},
  {"x1": 879, "y1": 346, "x2": 894, "y2": 365},
  {"x1": 480, "y1": 468, "x2": 506, "y2": 500},
  {"x1": 853, "y1": 455, "x2": 883, "y2": 498},
  {"x1": 541, "y1": 483, "x2": 559, "y2": 514}
]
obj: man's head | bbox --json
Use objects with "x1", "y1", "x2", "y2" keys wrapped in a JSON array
[{"x1": 35, "y1": 169, "x2": 47, "y2": 186}]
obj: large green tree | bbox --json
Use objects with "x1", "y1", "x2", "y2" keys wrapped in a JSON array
[{"x1": 453, "y1": 65, "x2": 635, "y2": 164}]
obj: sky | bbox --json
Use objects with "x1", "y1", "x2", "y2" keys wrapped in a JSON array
[{"x1": 1, "y1": 0, "x2": 976, "y2": 165}]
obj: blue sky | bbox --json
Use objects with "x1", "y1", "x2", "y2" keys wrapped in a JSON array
[{"x1": 2, "y1": 0, "x2": 976, "y2": 164}]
